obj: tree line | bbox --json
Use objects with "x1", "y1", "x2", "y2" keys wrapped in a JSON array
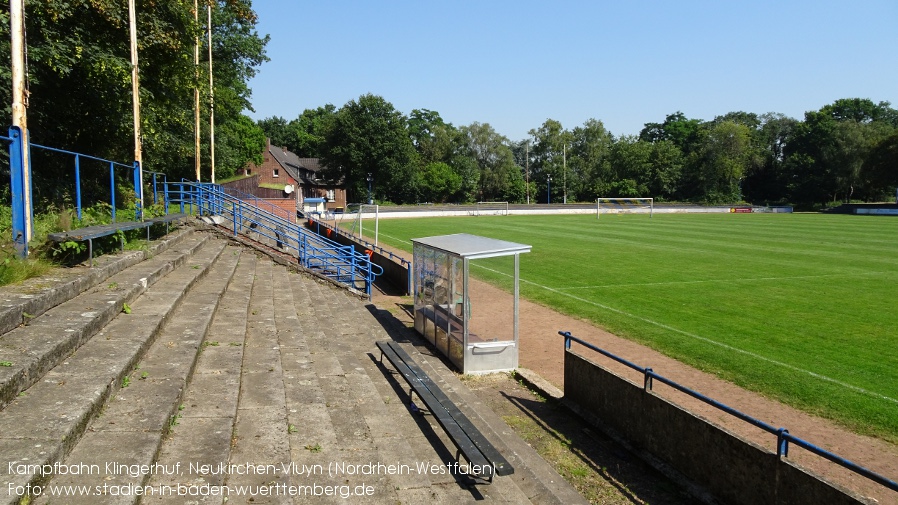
[
  {"x1": 260, "y1": 95, "x2": 898, "y2": 209},
  {"x1": 0, "y1": 0, "x2": 269, "y2": 207}
]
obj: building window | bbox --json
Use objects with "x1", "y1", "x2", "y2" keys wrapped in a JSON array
[
  {"x1": 273, "y1": 168, "x2": 279, "y2": 178},
  {"x1": 326, "y1": 189, "x2": 335, "y2": 201}
]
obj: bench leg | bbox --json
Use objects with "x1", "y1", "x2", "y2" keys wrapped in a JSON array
[{"x1": 88, "y1": 239, "x2": 94, "y2": 268}]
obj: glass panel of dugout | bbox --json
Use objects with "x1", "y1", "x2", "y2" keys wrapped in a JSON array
[{"x1": 412, "y1": 233, "x2": 531, "y2": 374}]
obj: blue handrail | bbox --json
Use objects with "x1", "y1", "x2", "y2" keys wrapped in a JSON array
[
  {"x1": 311, "y1": 218, "x2": 411, "y2": 267},
  {"x1": 559, "y1": 330, "x2": 898, "y2": 493},
  {"x1": 164, "y1": 182, "x2": 382, "y2": 296}
]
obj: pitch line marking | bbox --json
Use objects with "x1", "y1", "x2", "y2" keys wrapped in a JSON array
[
  {"x1": 470, "y1": 263, "x2": 898, "y2": 406},
  {"x1": 556, "y1": 271, "x2": 887, "y2": 290}
]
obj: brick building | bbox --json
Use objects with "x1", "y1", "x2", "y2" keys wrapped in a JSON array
[{"x1": 238, "y1": 139, "x2": 346, "y2": 211}]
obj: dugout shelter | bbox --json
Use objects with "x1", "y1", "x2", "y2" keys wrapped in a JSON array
[{"x1": 412, "y1": 233, "x2": 531, "y2": 374}]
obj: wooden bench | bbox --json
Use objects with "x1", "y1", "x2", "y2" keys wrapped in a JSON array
[
  {"x1": 376, "y1": 340, "x2": 513, "y2": 482},
  {"x1": 47, "y1": 213, "x2": 188, "y2": 266}
]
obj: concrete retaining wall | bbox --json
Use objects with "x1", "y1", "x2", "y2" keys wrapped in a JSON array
[{"x1": 564, "y1": 351, "x2": 867, "y2": 505}]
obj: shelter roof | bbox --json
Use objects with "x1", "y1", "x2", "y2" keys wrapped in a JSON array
[{"x1": 411, "y1": 233, "x2": 531, "y2": 260}]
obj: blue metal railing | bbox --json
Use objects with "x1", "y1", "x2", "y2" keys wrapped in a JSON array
[
  {"x1": 30, "y1": 143, "x2": 141, "y2": 223},
  {"x1": 559, "y1": 330, "x2": 898, "y2": 494},
  {"x1": 309, "y1": 218, "x2": 411, "y2": 269},
  {"x1": 164, "y1": 181, "x2": 382, "y2": 296}
]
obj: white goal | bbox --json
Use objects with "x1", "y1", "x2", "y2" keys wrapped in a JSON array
[
  {"x1": 473, "y1": 201, "x2": 509, "y2": 216},
  {"x1": 596, "y1": 198, "x2": 654, "y2": 219}
]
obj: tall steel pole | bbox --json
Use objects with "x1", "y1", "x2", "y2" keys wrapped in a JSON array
[
  {"x1": 563, "y1": 142, "x2": 567, "y2": 204},
  {"x1": 194, "y1": 0, "x2": 201, "y2": 181},
  {"x1": 128, "y1": 0, "x2": 144, "y2": 213},
  {"x1": 10, "y1": 0, "x2": 32, "y2": 248},
  {"x1": 525, "y1": 141, "x2": 530, "y2": 205},
  {"x1": 207, "y1": 2, "x2": 215, "y2": 184}
]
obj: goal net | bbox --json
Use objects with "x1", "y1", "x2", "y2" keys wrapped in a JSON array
[
  {"x1": 472, "y1": 201, "x2": 509, "y2": 216},
  {"x1": 596, "y1": 198, "x2": 653, "y2": 219}
]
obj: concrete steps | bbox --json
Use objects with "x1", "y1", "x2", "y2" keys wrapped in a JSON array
[
  {"x1": 1, "y1": 225, "x2": 584, "y2": 505},
  {"x1": 0, "y1": 230, "x2": 227, "y2": 504}
]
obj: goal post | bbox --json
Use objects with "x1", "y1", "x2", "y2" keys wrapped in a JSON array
[
  {"x1": 474, "y1": 201, "x2": 509, "y2": 216},
  {"x1": 356, "y1": 204, "x2": 379, "y2": 246},
  {"x1": 597, "y1": 197, "x2": 654, "y2": 219}
]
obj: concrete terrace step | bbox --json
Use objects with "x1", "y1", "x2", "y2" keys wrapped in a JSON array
[
  {"x1": 0, "y1": 237, "x2": 228, "y2": 505},
  {"x1": 1, "y1": 236, "x2": 584, "y2": 504},
  {"x1": 0, "y1": 231, "x2": 211, "y2": 410},
  {"x1": 0, "y1": 227, "x2": 194, "y2": 337},
  {"x1": 29, "y1": 245, "x2": 244, "y2": 505}
]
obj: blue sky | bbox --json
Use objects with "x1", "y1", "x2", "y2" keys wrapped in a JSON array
[{"x1": 245, "y1": 1, "x2": 897, "y2": 141}]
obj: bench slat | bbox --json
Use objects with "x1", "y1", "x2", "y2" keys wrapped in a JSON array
[
  {"x1": 377, "y1": 342, "x2": 493, "y2": 475},
  {"x1": 377, "y1": 341, "x2": 513, "y2": 479},
  {"x1": 47, "y1": 214, "x2": 188, "y2": 243},
  {"x1": 384, "y1": 341, "x2": 514, "y2": 476}
]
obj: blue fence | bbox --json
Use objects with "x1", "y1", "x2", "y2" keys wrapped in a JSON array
[
  {"x1": 165, "y1": 181, "x2": 382, "y2": 296},
  {"x1": 559, "y1": 330, "x2": 898, "y2": 494},
  {"x1": 30, "y1": 142, "x2": 142, "y2": 223}
]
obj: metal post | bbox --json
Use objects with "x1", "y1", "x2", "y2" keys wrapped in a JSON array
[
  {"x1": 547, "y1": 175, "x2": 552, "y2": 204},
  {"x1": 133, "y1": 161, "x2": 142, "y2": 220},
  {"x1": 75, "y1": 155, "x2": 82, "y2": 220},
  {"x1": 207, "y1": 3, "x2": 215, "y2": 184},
  {"x1": 194, "y1": 0, "x2": 201, "y2": 182},
  {"x1": 10, "y1": 0, "x2": 31, "y2": 257},
  {"x1": 128, "y1": 0, "x2": 144, "y2": 220},
  {"x1": 777, "y1": 428, "x2": 790, "y2": 458},
  {"x1": 513, "y1": 253, "x2": 520, "y2": 357},
  {"x1": 525, "y1": 141, "x2": 530, "y2": 205},
  {"x1": 9, "y1": 127, "x2": 28, "y2": 257},
  {"x1": 366, "y1": 173, "x2": 373, "y2": 205},
  {"x1": 110, "y1": 162, "x2": 117, "y2": 222}
]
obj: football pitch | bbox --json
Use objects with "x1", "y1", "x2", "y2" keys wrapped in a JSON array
[{"x1": 367, "y1": 212, "x2": 898, "y2": 442}]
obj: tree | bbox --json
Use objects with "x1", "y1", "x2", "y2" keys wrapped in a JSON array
[
  {"x1": 569, "y1": 119, "x2": 613, "y2": 201},
  {"x1": 647, "y1": 140, "x2": 684, "y2": 200},
  {"x1": 639, "y1": 112, "x2": 704, "y2": 156},
  {"x1": 319, "y1": 94, "x2": 418, "y2": 204},
  {"x1": 287, "y1": 104, "x2": 336, "y2": 158},
  {"x1": 458, "y1": 122, "x2": 523, "y2": 202},
  {"x1": 419, "y1": 162, "x2": 462, "y2": 203},
  {"x1": 862, "y1": 132, "x2": 898, "y2": 200},
  {"x1": 215, "y1": 114, "x2": 266, "y2": 179},
  {"x1": 257, "y1": 116, "x2": 291, "y2": 148},
  {"x1": 0, "y1": 0, "x2": 268, "y2": 200},
  {"x1": 408, "y1": 109, "x2": 457, "y2": 165},
  {"x1": 785, "y1": 100, "x2": 898, "y2": 206},
  {"x1": 743, "y1": 113, "x2": 797, "y2": 204},
  {"x1": 697, "y1": 121, "x2": 756, "y2": 202},
  {"x1": 528, "y1": 119, "x2": 572, "y2": 202},
  {"x1": 606, "y1": 136, "x2": 652, "y2": 197}
]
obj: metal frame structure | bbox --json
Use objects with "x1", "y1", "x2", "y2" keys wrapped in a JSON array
[{"x1": 412, "y1": 234, "x2": 531, "y2": 374}]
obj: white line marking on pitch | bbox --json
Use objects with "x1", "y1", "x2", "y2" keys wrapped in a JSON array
[
  {"x1": 557, "y1": 272, "x2": 887, "y2": 290},
  {"x1": 471, "y1": 263, "x2": 898, "y2": 406}
]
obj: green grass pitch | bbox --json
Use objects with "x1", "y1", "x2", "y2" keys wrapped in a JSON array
[{"x1": 366, "y1": 212, "x2": 898, "y2": 442}]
